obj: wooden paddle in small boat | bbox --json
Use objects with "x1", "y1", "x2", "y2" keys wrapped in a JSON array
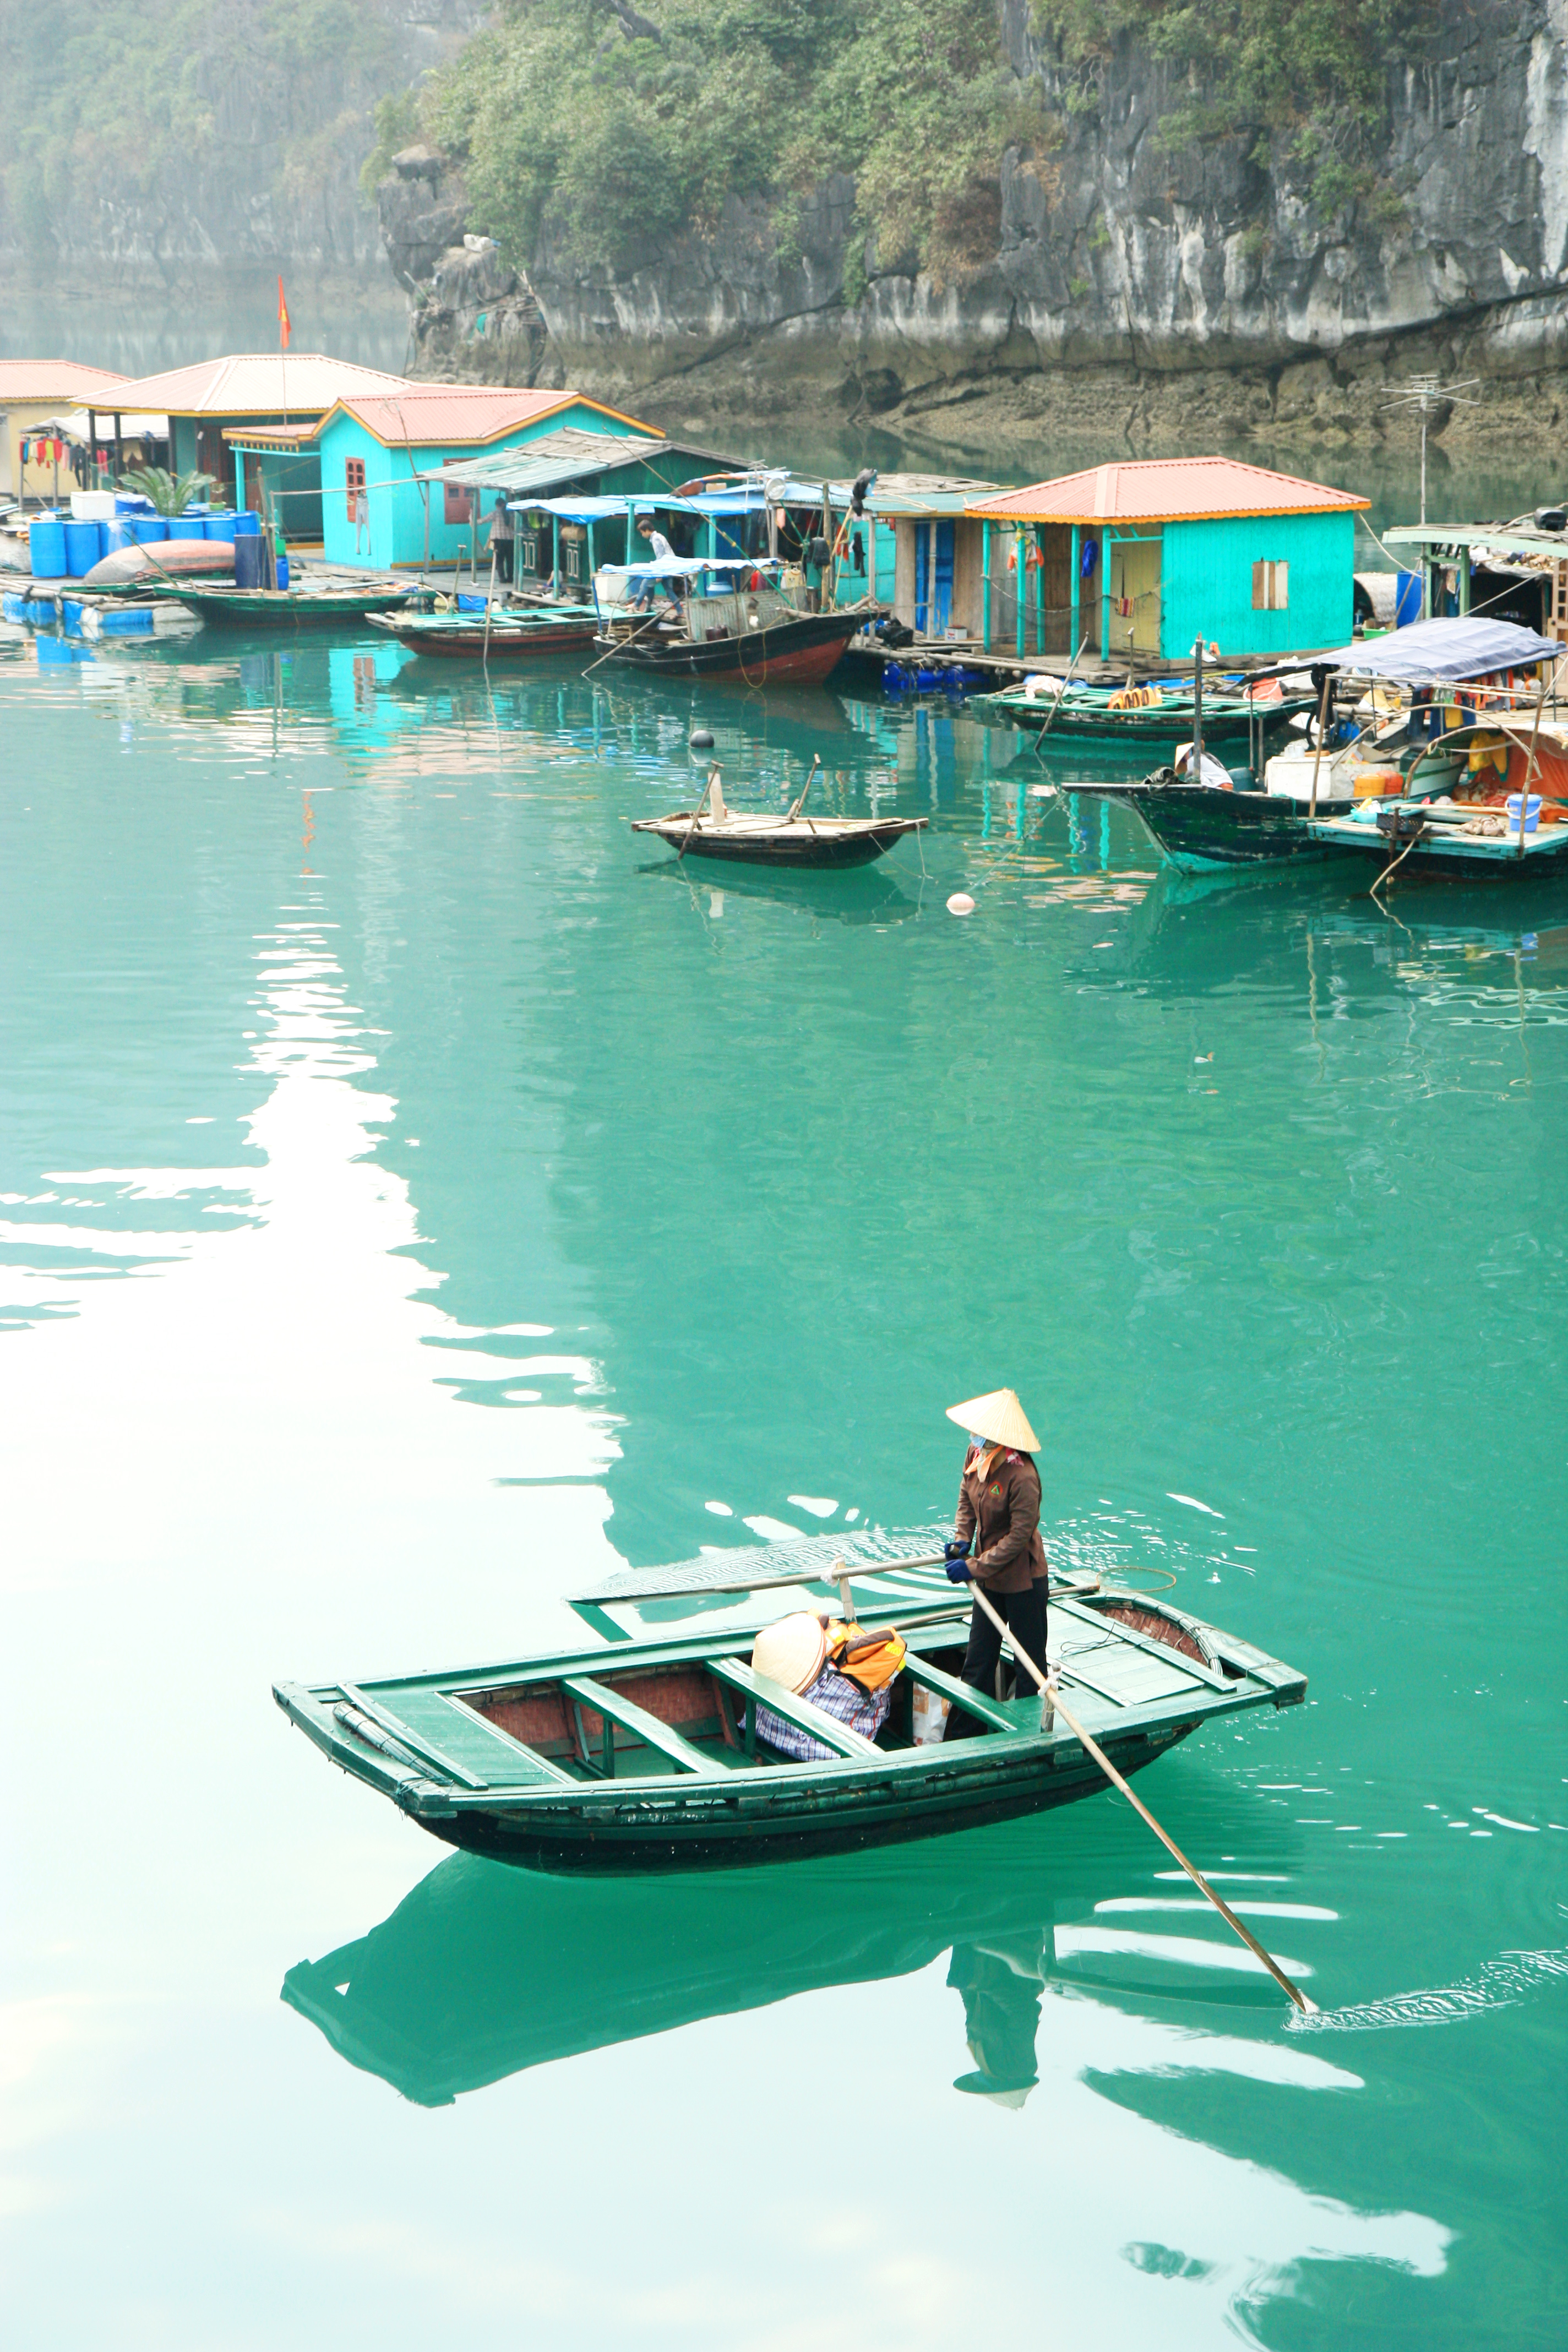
[{"x1": 631, "y1": 759, "x2": 928, "y2": 870}]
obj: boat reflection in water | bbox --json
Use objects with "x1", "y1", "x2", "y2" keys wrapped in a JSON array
[{"x1": 282, "y1": 1817, "x2": 1306, "y2": 2111}]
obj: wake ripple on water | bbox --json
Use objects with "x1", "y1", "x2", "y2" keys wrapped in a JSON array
[{"x1": 1292, "y1": 1944, "x2": 1568, "y2": 2033}]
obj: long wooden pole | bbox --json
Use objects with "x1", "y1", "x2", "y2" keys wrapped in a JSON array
[
  {"x1": 678, "y1": 765, "x2": 716, "y2": 858},
  {"x1": 964, "y1": 1577, "x2": 1319, "y2": 2015},
  {"x1": 1517, "y1": 670, "x2": 1548, "y2": 861},
  {"x1": 1307, "y1": 671, "x2": 1333, "y2": 820}
]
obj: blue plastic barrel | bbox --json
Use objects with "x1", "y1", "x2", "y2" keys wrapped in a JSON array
[
  {"x1": 102, "y1": 516, "x2": 134, "y2": 558},
  {"x1": 1395, "y1": 570, "x2": 1421, "y2": 628},
  {"x1": 168, "y1": 516, "x2": 205, "y2": 541},
  {"x1": 233, "y1": 510, "x2": 261, "y2": 536},
  {"x1": 276, "y1": 551, "x2": 290, "y2": 591},
  {"x1": 29, "y1": 517, "x2": 68, "y2": 578},
  {"x1": 204, "y1": 512, "x2": 237, "y2": 542},
  {"x1": 233, "y1": 533, "x2": 266, "y2": 590},
  {"x1": 128, "y1": 515, "x2": 169, "y2": 545}
]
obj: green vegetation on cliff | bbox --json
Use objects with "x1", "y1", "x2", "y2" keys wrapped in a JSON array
[
  {"x1": 404, "y1": 0, "x2": 1047, "y2": 284},
  {"x1": 381, "y1": 0, "x2": 1424, "y2": 286}
]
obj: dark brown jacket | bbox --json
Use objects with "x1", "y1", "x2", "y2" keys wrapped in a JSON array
[{"x1": 955, "y1": 1446, "x2": 1047, "y2": 1594}]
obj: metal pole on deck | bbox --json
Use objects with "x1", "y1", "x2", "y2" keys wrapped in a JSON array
[{"x1": 1192, "y1": 637, "x2": 1205, "y2": 776}]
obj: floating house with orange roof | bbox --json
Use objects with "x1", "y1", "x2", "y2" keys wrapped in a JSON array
[
  {"x1": 966, "y1": 459, "x2": 1369, "y2": 665},
  {"x1": 0, "y1": 360, "x2": 130, "y2": 499}
]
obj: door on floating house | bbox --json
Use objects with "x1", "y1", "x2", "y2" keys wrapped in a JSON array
[
  {"x1": 1108, "y1": 538, "x2": 1162, "y2": 655},
  {"x1": 914, "y1": 520, "x2": 955, "y2": 636}
]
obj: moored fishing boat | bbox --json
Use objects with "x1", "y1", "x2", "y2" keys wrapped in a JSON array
[
  {"x1": 366, "y1": 602, "x2": 600, "y2": 658},
  {"x1": 970, "y1": 673, "x2": 1314, "y2": 756},
  {"x1": 146, "y1": 579, "x2": 413, "y2": 628},
  {"x1": 273, "y1": 1546, "x2": 1305, "y2": 1874},
  {"x1": 1304, "y1": 716, "x2": 1568, "y2": 880},
  {"x1": 592, "y1": 554, "x2": 868, "y2": 684},
  {"x1": 1086, "y1": 617, "x2": 1567, "y2": 873}
]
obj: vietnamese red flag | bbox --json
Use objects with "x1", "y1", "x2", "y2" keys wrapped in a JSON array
[{"x1": 277, "y1": 276, "x2": 292, "y2": 351}]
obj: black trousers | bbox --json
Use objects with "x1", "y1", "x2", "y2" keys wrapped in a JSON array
[
  {"x1": 943, "y1": 1581, "x2": 1048, "y2": 1739},
  {"x1": 493, "y1": 540, "x2": 514, "y2": 582}
]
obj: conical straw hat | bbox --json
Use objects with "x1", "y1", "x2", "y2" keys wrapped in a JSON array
[
  {"x1": 946, "y1": 1387, "x2": 1039, "y2": 1452},
  {"x1": 752, "y1": 1611, "x2": 827, "y2": 1694}
]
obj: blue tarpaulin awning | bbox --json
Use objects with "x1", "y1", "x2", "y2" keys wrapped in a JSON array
[{"x1": 1315, "y1": 618, "x2": 1563, "y2": 682}]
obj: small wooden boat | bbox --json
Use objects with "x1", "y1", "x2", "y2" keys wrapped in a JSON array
[
  {"x1": 273, "y1": 1549, "x2": 1306, "y2": 1874},
  {"x1": 632, "y1": 808, "x2": 927, "y2": 868},
  {"x1": 146, "y1": 580, "x2": 413, "y2": 627},
  {"x1": 367, "y1": 603, "x2": 600, "y2": 658},
  {"x1": 971, "y1": 677, "x2": 1314, "y2": 755},
  {"x1": 631, "y1": 756, "x2": 926, "y2": 868},
  {"x1": 1304, "y1": 720, "x2": 1568, "y2": 879}
]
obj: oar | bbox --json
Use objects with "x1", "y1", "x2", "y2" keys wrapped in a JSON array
[
  {"x1": 677, "y1": 764, "x2": 717, "y2": 858},
  {"x1": 963, "y1": 1576, "x2": 1318, "y2": 2015},
  {"x1": 582, "y1": 605, "x2": 666, "y2": 677}
]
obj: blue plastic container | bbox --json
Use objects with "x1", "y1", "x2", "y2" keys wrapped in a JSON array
[
  {"x1": 29, "y1": 516, "x2": 68, "y2": 579},
  {"x1": 1395, "y1": 569, "x2": 1421, "y2": 628},
  {"x1": 128, "y1": 515, "x2": 169, "y2": 546},
  {"x1": 101, "y1": 516, "x2": 135, "y2": 559},
  {"x1": 204, "y1": 512, "x2": 237, "y2": 542},
  {"x1": 233, "y1": 510, "x2": 261, "y2": 537},
  {"x1": 115, "y1": 493, "x2": 155, "y2": 515},
  {"x1": 276, "y1": 551, "x2": 290, "y2": 591},
  {"x1": 168, "y1": 516, "x2": 205, "y2": 541},
  {"x1": 233, "y1": 533, "x2": 266, "y2": 591},
  {"x1": 1506, "y1": 793, "x2": 1542, "y2": 835},
  {"x1": 100, "y1": 606, "x2": 154, "y2": 638}
]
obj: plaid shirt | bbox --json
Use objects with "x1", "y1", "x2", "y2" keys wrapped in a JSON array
[{"x1": 753, "y1": 1662, "x2": 892, "y2": 1762}]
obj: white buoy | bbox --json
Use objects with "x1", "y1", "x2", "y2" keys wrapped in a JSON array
[{"x1": 947, "y1": 892, "x2": 976, "y2": 916}]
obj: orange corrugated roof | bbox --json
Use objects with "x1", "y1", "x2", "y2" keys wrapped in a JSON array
[
  {"x1": 0, "y1": 359, "x2": 129, "y2": 401},
  {"x1": 966, "y1": 457, "x2": 1369, "y2": 524},
  {"x1": 94, "y1": 353, "x2": 410, "y2": 416},
  {"x1": 333, "y1": 385, "x2": 654, "y2": 446}
]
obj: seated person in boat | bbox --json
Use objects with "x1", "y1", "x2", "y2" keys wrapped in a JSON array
[
  {"x1": 941, "y1": 1387, "x2": 1048, "y2": 1737},
  {"x1": 630, "y1": 513, "x2": 682, "y2": 611},
  {"x1": 748, "y1": 1610, "x2": 905, "y2": 1761}
]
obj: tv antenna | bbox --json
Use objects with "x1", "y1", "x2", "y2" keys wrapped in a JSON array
[{"x1": 1381, "y1": 375, "x2": 1479, "y2": 524}]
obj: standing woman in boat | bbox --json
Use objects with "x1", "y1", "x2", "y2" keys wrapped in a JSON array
[{"x1": 941, "y1": 1389, "x2": 1048, "y2": 1738}]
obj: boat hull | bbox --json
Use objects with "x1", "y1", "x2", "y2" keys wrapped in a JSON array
[
  {"x1": 633, "y1": 816, "x2": 927, "y2": 869},
  {"x1": 597, "y1": 608, "x2": 861, "y2": 683},
  {"x1": 1092, "y1": 781, "x2": 1359, "y2": 871},
  {"x1": 972, "y1": 692, "x2": 1314, "y2": 754},
  {"x1": 380, "y1": 619, "x2": 598, "y2": 658},
  {"x1": 418, "y1": 1722, "x2": 1195, "y2": 1872},
  {"x1": 151, "y1": 584, "x2": 413, "y2": 628}
]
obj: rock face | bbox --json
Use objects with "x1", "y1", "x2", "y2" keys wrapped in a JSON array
[
  {"x1": 379, "y1": 148, "x2": 558, "y2": 387},
  {"x1": 387, "y1": 0, "x2": 1568, "y2": 450},
  {"x1": 0, "y1": 0, "x2": 487, "y2": 302}
]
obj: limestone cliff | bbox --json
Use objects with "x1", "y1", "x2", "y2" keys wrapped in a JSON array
[
  {"x1": 384, "y1": 0, "x2": 1568, "y2": 451},
  {"x1": 0, "y1": 0, "x2": 487, "y2": 302}
]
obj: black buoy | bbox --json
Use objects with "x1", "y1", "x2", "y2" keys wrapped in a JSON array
[{"x1": 689, "y1": 728, "x2": 714, "y2": 750}]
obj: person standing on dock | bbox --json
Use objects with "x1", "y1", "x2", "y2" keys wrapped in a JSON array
[
  {"x1": 941, "y1": 1389, "x2": 1048, "y2": 1737},
  {"x1": 488, "y1": 495, "x2": 514, "y2": 585}
]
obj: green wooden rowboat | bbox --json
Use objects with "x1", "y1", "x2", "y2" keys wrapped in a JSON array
[
  {"x1": 146, "y1": 580, "x2": 413, "y2": 627},
  {"x1": 273, "y1": 1546, "x2": 1305, "y2": 1873}
]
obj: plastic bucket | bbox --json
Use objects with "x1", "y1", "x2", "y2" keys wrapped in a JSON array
[
  {"x1": 203, "y1": 512, "x2": 237, "y2": 542},
  {"x1": 29, "y1": 517, "x2": 68, "y2": 578},
  {"x1": 1506, "y1": 793, "x2": 1542, "y2": 835},
  {"x1": 233, "y1": 533, "x2": 266, "y2": 590},
  {"x1": 128, "y1": 515, "x2": 169, "y2": 545},
  {"x1": 233, "y1": 511, "x2": 261, "y2": 537},
  {"x1": 168, "y1": 516, "x2": 205, "y2": 541}
]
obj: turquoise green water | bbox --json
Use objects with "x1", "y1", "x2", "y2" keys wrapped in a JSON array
[{"x1": 3, "y1": 623, "x2": 1564, "y2": 2349}]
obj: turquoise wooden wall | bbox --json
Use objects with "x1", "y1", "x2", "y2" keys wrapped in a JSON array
[
  {"x1": 1160, "y1": 510, "x2": 1355, "y2": 658},
  {"x1": 317, "y1": 401, "x2": 649, "y2": 569}
]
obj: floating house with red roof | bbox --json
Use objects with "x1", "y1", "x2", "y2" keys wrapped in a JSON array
[
  {"x1": 307, "y1": 384, "x2": 662, "y2": 569},
  {"x1": 965, "y1": 459, "x2": 1369, "y2": 664}
]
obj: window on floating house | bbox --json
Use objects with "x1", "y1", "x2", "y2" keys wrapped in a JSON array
[
  {"x1": 444, "y1": 480, "x2": 473, "y2": 526},
  {"x1": 345, "y1": 458, "x2": 366, "y2": 493},
  {"x1": 1253, "y1": 559, "x2": 1289, "y2": 611}
]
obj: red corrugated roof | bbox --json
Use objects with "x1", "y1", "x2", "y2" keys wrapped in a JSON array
[
  {"x1": 93, "y1": 353, "x2": 410, "y2": 416},
  {"x1": 335, "y1": 386, "x2": 652, "y2": 446},
  {"x1": 0, "y1": 359, "x2": 129, "y2": 401},
  {"x1": 966, "y1": 457, "x2": 1369, "y2": 524}
]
